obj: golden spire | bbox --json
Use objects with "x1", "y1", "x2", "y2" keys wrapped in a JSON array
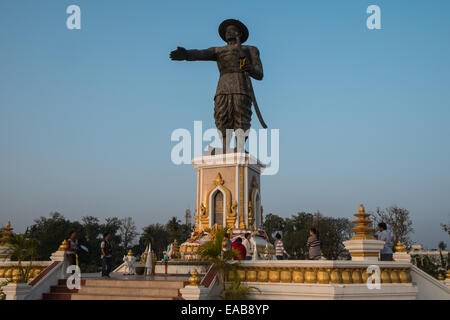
[
  {"x1": 214, "y1": 173, "x2": 224, "y2": 186},
  {"x1": 350, "y1": 204, "x2": 376, "y2": 240},
  {"x1": 127, "y1": 249, "x2": 133, "y2": 256},
  {"x1": 0, "y1": 221, "x2": 13, "y2": 244},
  {"x1": 58, "y1": 239, "x2": 67, "y2": 251},
  {"x1": 188, "y1": 268, "x2": 201, "y2": 286},
  {"x1": 395, "y1": 241, "x2": 406, "y2": 253}
]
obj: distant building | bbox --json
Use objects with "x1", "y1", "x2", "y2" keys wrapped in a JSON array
[{"x1": 410, "y1": 244, "x2": 448, "y2": 256}]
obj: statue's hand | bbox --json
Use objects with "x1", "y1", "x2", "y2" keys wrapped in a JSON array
[
  {"x1": 170, "y1": 46, "x2": 188, "y2": 61},
  {"x1": 241, "y1": 63, "x2": 254, "y2": 74}
]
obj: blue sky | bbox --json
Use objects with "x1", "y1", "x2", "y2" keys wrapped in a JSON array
[{"x1": 1, "y1": 0, "x2": 449, "y2": 248}]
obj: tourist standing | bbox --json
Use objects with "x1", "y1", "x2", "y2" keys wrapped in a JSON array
[
  {"x1": 223, "y1": 233, "x2": 232, "y2": 252},
  {"x1": 232, "y1": 237, "x2": 246, "y2": 260},
  {"x1": 65, "y1": 231, "x2": 79, "y2": 267},
  {"x1": 377, "y1": 223, "x2": 393, "y2": 261},
  {"x1": 306, "y1": 228, "x2": 321, "y2": 260},
  {"x1": 101, "y1": 233, "x2": 113, "y2": 278},
  {"x1": 242, "y1": 233, "x2": 254, "y2": 260},
  {"x1": 274, "y1": 233, "x2": 291, "y2": 260}
]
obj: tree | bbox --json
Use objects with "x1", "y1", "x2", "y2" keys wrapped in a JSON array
[
  {"x1": 119, "y1": 217, "x2": 138, "y2": 249},
  {"x1": 281, "y1": 212, "x2": 352, "y2": 260},
  {"x1": 139, "y1": 223, "x2": 169, "y2": 259},
  {"x1": 7, "y1": 233, "x2": 38, "y2": 283},
  {"x1": 27, "y1": 212, "x2": 83, "y2": 261},
  {"x1": 166, "y1": 217, "x2": 191, "y2": 247},
  {"x1": 316, "y1": 217, "x2": 353, "y2": 260},
  {"x1": 441, "y1": 223, "x2": 450, "y2": 236},
  {"x1": 438, "y1": 241, "x2": 447, "y2": 251},
  {"x1": 262, "y1": 213, "x2": 285, "y2": 243},
  {"x1": 372, "y1": 206, "x2": 414, "y2": 247}
]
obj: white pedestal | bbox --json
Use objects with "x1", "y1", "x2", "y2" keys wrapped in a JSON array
[
  {"x1": 3, "y1": 283, "x2": 32, "y2": 300},
  {"x1": 0, "y1": 246, "x2": 11, "y2": 262},
  {"x1": 445, "y1": 279, "x2": 450, "y2": 287},
  {"x1": 343, "y1": 239, "x2": 385, "y2": 261},
  {"x1": 50, "y1": 250, "x2": 65, "y2": 262},
  {"x1": 393, "y1": 252, "x2": 411, "y2": 263},
  {"x1": 180, "y1": 285, "x2": 210, "y2": 300}
]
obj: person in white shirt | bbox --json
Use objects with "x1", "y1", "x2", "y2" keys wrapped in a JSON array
[
  {"x1": 242, "y1": 233, "x2": 254, "y2": 260},
  {"x1": 377, "y1": 222, "x2": 393, "y2": 261}
]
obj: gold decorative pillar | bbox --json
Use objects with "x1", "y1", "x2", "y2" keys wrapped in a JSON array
[{"x1": 343, "y1": 205, "x2": 385, "y2": 261}]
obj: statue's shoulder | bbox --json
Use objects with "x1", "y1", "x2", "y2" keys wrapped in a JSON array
[{"x1": 243, "y1": 45, "x2": 260, "y2": 54}]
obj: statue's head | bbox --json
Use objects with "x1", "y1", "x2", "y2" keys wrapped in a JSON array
[{"x1": 219, "y1": 19, "x2": 249, "y2": 44}]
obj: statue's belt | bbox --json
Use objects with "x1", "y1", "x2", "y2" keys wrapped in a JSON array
[{"x1": 219, "y1": 70, "x2": 246, "y2": 75}]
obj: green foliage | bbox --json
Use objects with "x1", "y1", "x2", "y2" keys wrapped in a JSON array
[
  {"x1": 7, "y1": 233, "x2": 38, "y2": 283},
  {"x1": 27, "y1": 212, "x2": 140, "y2": 273},
  {"x1": 138, "y1": 223, "x2": 169, "y2": 259},
  {"x1": 412, "y1": 254, "x2": 442, "y2": 279},
  {"x1": 263, "y1": 213, "x2": 286, "y2": 243},
  {"x1": 198, "y1": 226, "x2": 238, "y2": 291},
  {"x1": 222, "y1": 271, "x2": 261, "y2": 300},
  {"x1": 264, "y1": 212, "x2": 352, "y2": 260}
]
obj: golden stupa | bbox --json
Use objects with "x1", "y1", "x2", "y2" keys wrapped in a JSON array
[{"x1": 350, "y1": 205, "x2": 376, "y2": 240}]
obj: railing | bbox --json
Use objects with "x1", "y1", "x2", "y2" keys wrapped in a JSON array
[
  {"x1": 0, "y1": 261, "x2": 53, "y2": 283},
  {"x1": 229, "y1": 260, "x2": 413, "y2": 284}
]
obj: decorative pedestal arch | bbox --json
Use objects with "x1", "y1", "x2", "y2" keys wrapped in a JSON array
[{"x1": 192, "y1": 153, "x2": 264, "y2": 232}]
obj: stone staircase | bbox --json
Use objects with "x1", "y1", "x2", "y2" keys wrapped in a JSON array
[{"x1": 43, "y1": 277, "x2": 189, "y2": 300}]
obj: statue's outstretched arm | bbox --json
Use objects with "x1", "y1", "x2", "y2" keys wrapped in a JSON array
[{"x1": 170, "y1": 47, "x2": 216, "y2": 61}]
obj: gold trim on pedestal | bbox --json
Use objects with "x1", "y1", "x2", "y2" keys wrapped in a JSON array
[
  {"x1": 239, "y1": 166, "x2": 245, "y2": 229},
  {"x1": 248, "y1": 177, "x2": 259, "y2": 228},
  {"x1": 200, "y1": 203, "x2": 208, "y2": 226}
]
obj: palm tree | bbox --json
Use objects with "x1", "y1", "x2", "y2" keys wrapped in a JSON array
[
  {"x1": 198, "y1": 226, "x2": 236, "y2": 290},
  {"x1": 7, "y1": 234, "x2": 38, "y2": 283},
  {"x1": 197, "y1": 226, "x2": 260, "y2": 300}
]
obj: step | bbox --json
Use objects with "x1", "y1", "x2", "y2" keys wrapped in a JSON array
[
  {"x1": 71, "y1": 294, "x2": 180, "y2": 300},
  {"x1": 82, "y1": 279, "x2": 187, "y2": 289},
  {"x1": 43, "y1": 293, "x2": 72, "y2": 300},
  {"x1": 58, "y1": 279, "x2": 87, "y2": 286},
  {"x1": 50, "y1": 285, "x2": 79, "y2": 294},
  {"x1": 78, "y1": 286, "x2": 180, "y2": 296}
]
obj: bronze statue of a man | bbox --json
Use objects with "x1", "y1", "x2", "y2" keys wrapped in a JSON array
[{"x1": 170, "y1": 19, "x2": 265, "y2": 151}]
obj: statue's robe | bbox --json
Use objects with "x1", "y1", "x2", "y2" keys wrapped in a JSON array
[{"x1": 186, "y1": 45, "x2": 263, "y2": 138}]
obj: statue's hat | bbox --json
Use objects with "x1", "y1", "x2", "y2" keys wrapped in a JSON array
[{"x1": 218, "y1": 19, "x2": 249, "y2": 43}]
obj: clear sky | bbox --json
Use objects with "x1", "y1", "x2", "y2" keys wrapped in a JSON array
[{"x1": 1, "y1": 0, "x2": 449, "y2": 249}]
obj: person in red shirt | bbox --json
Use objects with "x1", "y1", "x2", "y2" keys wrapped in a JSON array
[{"x1": 232, "y1": 237, "x2": 246, "y2": 260}]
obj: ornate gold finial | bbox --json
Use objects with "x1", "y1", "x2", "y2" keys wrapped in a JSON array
[
  {"x1": 395, "y1": 241, "x2": 406, "y2": 253},
  {"x1": 215, "y1": 173, "x2": 224, "y2": 186},
  {"x1": 350, "y1": 204, "x2": 376, "y2": 240},
  {"x1": 127, "y1": 249, "x2": 133, "y2": 256},
  {"x1": 58, "y1": 240, "x2": 67, "y2": 251},
  {"x1": 188, "y1": 268, "x2": 201, "y2": 286},
  {"x1": 0, "y1": 221, "x2": 13, "y2": 245},
  {"x1": 359, "y1": 204, "x2": 365, "y2": 213},
  {"x1": 446, "y1": 270, "x2": 450, "y2": 280},
  {"x1": 438, "y1": 273, "x2": 444, "y2": 281},
  {"x1": 172, "y1": 239, "x2": 180, "y2": 259}
]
